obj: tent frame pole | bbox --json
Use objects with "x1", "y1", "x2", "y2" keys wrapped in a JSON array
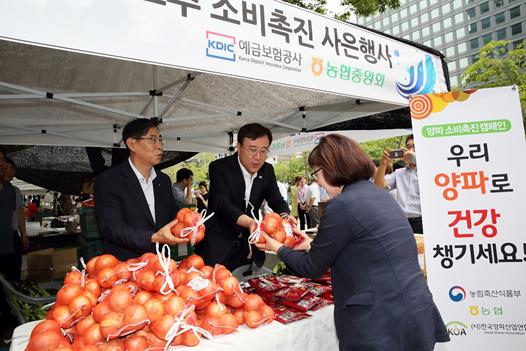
[
  {"x1": 0, "y1": 81, "x2": 142, "y2": 122},
  {"x1": 0, "y1": 121, "x2": 114, "y2": 147}
]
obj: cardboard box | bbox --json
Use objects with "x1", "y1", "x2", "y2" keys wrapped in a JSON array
[
  {"x1": 26, "y1": 248, "x2": 53, "y2": 282},
  {"x1": 26, "y1": 247, "x2": 78, "y2": 282},
  {"x1": 53, "y1": 247, "x2": 79, "y2": 274}
]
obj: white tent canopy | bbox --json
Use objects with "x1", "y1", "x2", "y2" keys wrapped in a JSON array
[
  {"x1": 0, "y1": 0, "x2": 448, "y2": 153},
  {"x1": 12, "y1": 178, "x2": 47, "y2": 195}
]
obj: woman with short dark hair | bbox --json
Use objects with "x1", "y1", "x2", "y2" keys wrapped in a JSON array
[{"x1": 257, "y1": 134, "x2": 449, "y2": 351}]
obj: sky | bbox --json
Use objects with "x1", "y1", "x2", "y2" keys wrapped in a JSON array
[
  {"x1": 326, "y1": 0, "x2": 342, "y2": 14},
  {"x1": 325, "y1": 0, "x2": 356, "y2": 22}
]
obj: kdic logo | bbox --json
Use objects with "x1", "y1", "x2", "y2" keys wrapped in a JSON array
[{"x1": 206, "y1": 31, "x2": 236, "y2": 62}]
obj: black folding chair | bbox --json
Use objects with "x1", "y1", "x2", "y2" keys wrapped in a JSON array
[{"x1": 0, "y1": 274, "x2": 55, "y2": 324}]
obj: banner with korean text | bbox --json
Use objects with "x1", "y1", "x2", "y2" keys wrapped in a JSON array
[
  {"x1": 411, "y1": 86, "x2": 526, "y2": 350},
  {"x1": 269, "y1": 129, "x2": 411, "y2": 156},
  {"x1": 0, "y1": 0, "x2": 446, "y2": 105}
]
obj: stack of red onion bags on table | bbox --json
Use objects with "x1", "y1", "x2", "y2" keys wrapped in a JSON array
[{"x1": 26, "y1": 244, "x2": 277, "y2": 351}]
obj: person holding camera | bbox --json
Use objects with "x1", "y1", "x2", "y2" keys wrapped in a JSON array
[{"x1": 374, "y1": 134, "x2": 423, "y2": 234}]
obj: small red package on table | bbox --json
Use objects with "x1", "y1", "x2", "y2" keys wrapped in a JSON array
[
  {"x1": 276, "y1": 275, "x2": 309, "y2": 285},
  {"x1": 274, "y1": 285, "x2": 310, "y2": 302},
  {"x1": 310, "y1": 297, "x2": 333, "y2": 311},
  {"x1": 320, "y1": 290, "x2": 334, "y2": 301},
  {"x1": 280, "y1": 295, "x2": 323, "y2": 312},
  {"x1": 312, "y1": 271, "x2": 332, "y2": 285},
  {"x1": 258, "y1": 290, "x2": 280, "y2": 305},
  {"x1": 248, "y1": 275, "x2": 286, "y2": 294},
  {"x1": 307, "y1": 282, "x2": 332, "y2": 297},
  {"x1": 273, "y1": 306, "x2": 311, "y2": 324}
]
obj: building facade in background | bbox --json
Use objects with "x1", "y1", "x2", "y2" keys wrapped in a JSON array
[{"x1": 357, "y1": 0, "x2": 525, "y2": 87}]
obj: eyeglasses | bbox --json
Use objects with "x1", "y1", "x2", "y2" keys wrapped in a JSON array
[
  {"x1": 134, "y1": 136, "x2": 165, "y2": 145},
  {"x1": 243, "y1": 145, "x2": 269, "y2": 157},
  {"x1": 310, "y1": 168, "x2": 322, "y2": 180}
]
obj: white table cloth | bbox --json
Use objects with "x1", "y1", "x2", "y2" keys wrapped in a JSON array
[{"x1": 10, "y1": 305, "x2": 338, "y2": 351}]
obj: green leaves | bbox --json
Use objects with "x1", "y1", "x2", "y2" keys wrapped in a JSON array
[
  {"x1": 284, "y1": 0, "x2": 328, "y2": 14},
  {"x1": 462, "y1": 40, "x2": 526, "y2": 127},
  {"x1": 340, "y1": 0, "x2": 400, "y2": 18},
  {"x1": 361, "y1": 136, "x2": 405, "y2": 161},
  {"x1": 273, "y1": 152, "x2": 312, "y2": 183},
  {"x1": 283, "y1": 0, "x2": 401, "y2": 19},
  {"x1": 272, "y1": 262, "x2": 287, "y2": 275},
  {"x1": 9, "y1": 281, "x2": 53, "y2": 322}
]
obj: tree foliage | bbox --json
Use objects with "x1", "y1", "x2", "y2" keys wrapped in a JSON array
[
  {"x1": 273, "y1": 153, "x2": 312, "y2": 183},
  {"x1": 360, "y1": 136, "x2": 405, "y2": 161},
  {"x1": 162, "y1": 153, "x2": 217, "y2": 186},
  {"x1": 338, "y1": 0, "x2": 400, "y2": 20},
  {"x1": 164, "y1": 152, "x2": 315, "y2": 186},
  {"x1": 283, "y1": 0, "x2": 400, "y2": 19},
  {"x1": 284, "y1": 0, "x2": 327, "y2": 14},
  {"x1": 162, "y1": 136, "x2": 405, "y2": 189},
  {"x1": 461, "y1": 40, "x2": 526, "y2": 126}
]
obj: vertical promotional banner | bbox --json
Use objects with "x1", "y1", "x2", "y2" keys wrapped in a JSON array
[{"x1": 410, "y1": 86, "x2": 526, "y2": 350}]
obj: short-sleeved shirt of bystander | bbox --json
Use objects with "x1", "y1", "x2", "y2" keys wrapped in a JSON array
[{"x1": 384, "y1": 166, "x2": 421, "y2": 218}]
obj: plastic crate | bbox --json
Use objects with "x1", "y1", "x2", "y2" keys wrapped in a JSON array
[
  {"x1": 170, "y1": 243, "x2": 194, "y2": 261},
  {"x1": 79, "y1": 237, "x2": 104, "y2": 262},
  {"x1": 34, "y1": 209, "x2": 54, "y2": 224},
  {"x1": 78, "y1": 207, "x2": 101, "y2": 239}
]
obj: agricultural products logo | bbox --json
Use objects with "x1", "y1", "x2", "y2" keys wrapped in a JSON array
[
  {"x1": 449, "y1": 286, "x2": 466, "y2": 302},
  {"x1": 206, "y1": 31, "x2": 236, "y2": 62},
  {"x1": 396, "y1": 54, "x2": 437, "y2": 99},
  {"x1": 446, "y1": 321, "x2": 468, "y2": 336}
]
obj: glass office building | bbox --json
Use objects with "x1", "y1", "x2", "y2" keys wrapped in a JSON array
[{"x1": 356, "y1": 0, "x2": 525, "y2": 87}]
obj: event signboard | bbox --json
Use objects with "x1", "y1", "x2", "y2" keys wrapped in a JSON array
[
  {"x1": 269, "y1": 129, "x2": 411, "y2": 156},
  {"x1": 410, "y1": 86, "x2": 526, "y2": 350},
  {"x1": 0, "y1": 0, "x2": 447, "y2": 106}
]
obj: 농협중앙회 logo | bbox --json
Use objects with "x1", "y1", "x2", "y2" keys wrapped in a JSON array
[
  {"x1": 446, "y1": 321, "x2": 468, "y2": 336},
  {"x1": 395, "y1": 54, "x2": 437, "y2": 99},
  {"x1": 206, "y1": 31, "x2": 236, "y2": 62}
]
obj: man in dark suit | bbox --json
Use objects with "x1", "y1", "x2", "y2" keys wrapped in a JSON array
[
  {"x1": 94, "y1": 118, "x2": 187, "y2": 261},
  {"x1": 194, "y1": 123, "x2": 290, "y2": 271}
]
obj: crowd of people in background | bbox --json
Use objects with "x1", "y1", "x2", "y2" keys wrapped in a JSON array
[
  {"x1": 0, "y1": 131, "x2": 421, "y2": 267},
  {"x1": 2, "y1": 124, "x2": 435, "y2": 350},
  {"x1": 170, "y1": 172, "x2": 333, "y2": 232},
  {"x1": 167, "y1": 134, "x2": 421, "y2": 235},
  {"x1": 0, "y1": 134, "x2": 421, "y2": 254}
]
